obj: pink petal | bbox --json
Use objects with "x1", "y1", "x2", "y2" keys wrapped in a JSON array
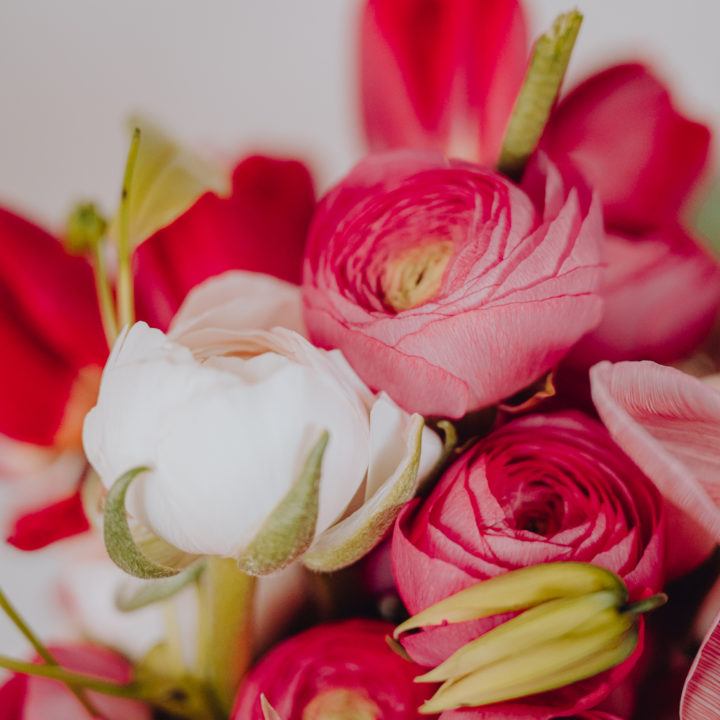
[
  {"x1": 681, "y1": 608, "x2": 720, "y2": 719},
  {"x1": 543, "y1": 64, "x2": 710, "y2": 231},
  {"x1": 590, "y1": 360, "x2": 720, "y2": 578},
  {"x1": 134, "y1": 155, "x2": 315, "y2": 330},
  {"x1": 360, "y1": 0, "x2": 527, "y2": 164}
]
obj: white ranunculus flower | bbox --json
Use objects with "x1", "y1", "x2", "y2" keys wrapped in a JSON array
[{"x1": 83, "y1": 271, "x2": 442, "y2": 573}]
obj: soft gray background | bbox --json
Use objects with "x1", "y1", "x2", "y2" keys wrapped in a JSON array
[{"x1": 1, "y1": 0, "x2": 718, "y2": 662}]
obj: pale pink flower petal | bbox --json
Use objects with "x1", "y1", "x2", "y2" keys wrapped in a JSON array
[{"x1": 681, "y1": 609, "x2": 720, "y2": 720}]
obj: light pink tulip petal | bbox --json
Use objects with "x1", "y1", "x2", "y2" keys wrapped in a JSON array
[
  {"x1": 361, "y1": 0, "x2": 527, "y2": 164},
  {"x1": 681, "y1": 608, "x2": 720, "y2": 720},
  {"x1": 590, "y1": 360, "x2": 720, "y2": 577}
]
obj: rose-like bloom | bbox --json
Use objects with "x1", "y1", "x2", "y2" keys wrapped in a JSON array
[
  {"x1": 83, "y1": 271, "x2": 441, "y2": 568},
  {"x1": 0, "y1": 644, "x2": 151, "y2": 720},
  {"x1": 361, "y1": 2, "x2": 720, "y2": 365},
  {"x1": 302, "y1": 151, "x2": 603, "y2": 418},
  {"x1": 231, "y1": 619, "x2": 433, "y2": 719},
  {"x1": 392, "y1": 411, "x2": 664, "y2": 719}
]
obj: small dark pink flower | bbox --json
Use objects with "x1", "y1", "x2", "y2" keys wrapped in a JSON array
[{"x1": 231, "y1": 619, "x2": 434, "y2": 719}]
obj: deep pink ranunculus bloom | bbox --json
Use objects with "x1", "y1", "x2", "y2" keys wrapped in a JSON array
[
  {"x1": 361, "y1": 1, "x2": 720, "y2": 365},
  {"x1": 302, "y1": 149, "x2": 603, "y2": 418},
  {"x1": 231, "y1": 619, "x2": 434, "y2": 719},
  {"x1": 0, "y1": 644, "x2": 151, "y2": 720},
  {"x1": 1, "y1": 155, "x2": 315, "y2": 549},
  {"x1": 392, "y1": 411, "x2": 664, "y2": 719}
]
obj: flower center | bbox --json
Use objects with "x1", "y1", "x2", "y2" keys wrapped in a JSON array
[
  {"x1": 380, "y1": 240, "x2": 453, "y2": 311},
  {"x1": 302, "y1": 688, "x2": 381, "y2": 720}
]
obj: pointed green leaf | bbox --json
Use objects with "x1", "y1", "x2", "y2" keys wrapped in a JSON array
[
  {"x1": 104, "y1": 466, "x2": 193, "y2": 579},
  {"x1": 302, "y1": 417, "x2": 424, "y2": 572},
  {"x1": 236, "y1": 432, "x2": 328, "y2": 575},
  {"x1": 498, "y1": 10, "x2": 583, "y2": 180},
  {"x1": 115, "y1": 561, "x2": 206, "y2": 612}
]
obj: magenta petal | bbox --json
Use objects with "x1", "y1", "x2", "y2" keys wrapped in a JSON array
[
  {"x1": 360, "y1": 0, "x2": 527, "y2": 163},
  {"x1": 681, "y1": 608, "x2": 720, "y2": 719},
  {"x1": 590, "y1": 360, "x2": 720, "y2": 577}
]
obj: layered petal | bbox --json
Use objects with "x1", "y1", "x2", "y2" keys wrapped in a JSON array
[
  {"x1": 682, "y1": 609, "x2": 720, "y2": 720},
  {"x1": 590, "y1": 361, "x2": 720, "y2": 578},
  {"x1": 361, "y1": 0, "x2": 527, "y2": 164},
  {"x1": 134, "y1": 155, "x2": 315, "y2": 330},
  {"x1": 542, "y1": 64, "x2": 710, "y2": 231},
  {"x1": 0, "y1": 209, "x2": 106, "y2": 447}
]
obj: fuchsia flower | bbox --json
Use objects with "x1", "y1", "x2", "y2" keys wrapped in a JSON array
[
  {"x1": 392, "y1": 411, "x2": 664, "y2": 718},
  {"x1": 302, "y1": 150, "x2": 603, "y2": 418},
  {"x1": 231, "y1": 619, "x2": 434, "y2": 719},
  {"x1": 361, "y1": 1, "x2": 720, "y2": 365},
  {"x1": 2, "y1": 155, "x2": 315, "y2": 549},
  {"x1": 0, "y1": 644, "x2": 151, "y2": 720}
]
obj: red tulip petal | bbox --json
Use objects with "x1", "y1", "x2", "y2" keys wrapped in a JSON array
[
  {"x1": 134, "y1": 155, "x2": 315, "y2": 331},
  {"x1": 590, "y1": 360, "x2": 720, "y2": 578},
  {"x1": 0, "y1": 209, "x2": 106, "y2": 446},
  {"x1": 361, "y1": 0, "x2": 527, "y2": 164},
  {"x1": 681, "y1": 608, "x2": 720, "y2": 719},
  {"x1": 6, "y1": 488, "x2": 90, "y2": 550},
  {"x1": 543, "y1": 64, "x2": 710, "y2": 231}
]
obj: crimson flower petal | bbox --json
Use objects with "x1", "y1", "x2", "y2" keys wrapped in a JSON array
[
  {"x1": 134, "y1": 155, "x2": 315, "y2": 330},
  {"x1": 0, "y1": 209, "x2": 106, "y2": 447},
  {"x1": 681, "y1": 609, "x2": 720, "y2": 720},
  {"x1": 361, "y1": 0, "x2": 527, "y2": 164},
  {"x1": 543, "y1": 64, "x2": 710, "y2": 231},
  {"x1": 590, "y1": 360, "x2": 720, "y2": 578},
  {"x1": 6, "y1": 487, "x2": 90, "y2": 550}
]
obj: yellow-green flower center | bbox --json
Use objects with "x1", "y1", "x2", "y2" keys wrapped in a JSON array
[
  {"x1": 302, "y1": 688, "x2": 381, "y2": 720},
  {"x1": 381, "y1": 240, "x2": 453, "y2": 311}
]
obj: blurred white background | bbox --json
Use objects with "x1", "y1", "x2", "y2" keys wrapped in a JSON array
[{"x1": 1, "y1": 0, "x2": 719, "y2": 664}]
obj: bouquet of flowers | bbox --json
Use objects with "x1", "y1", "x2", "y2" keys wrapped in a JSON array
[{"x1": 2, "y1": 1, "x2": 720, "y2": 719}]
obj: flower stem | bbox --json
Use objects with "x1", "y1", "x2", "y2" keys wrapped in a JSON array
[
  {"x1": 195, "y1": 558, "x2": 256, "y2": 715},
  {"x1": 498, "y1": 9, "x2": 583, "y2": 181},
  {"x1": 91, "y1": 239, "x2": 119, "y2": 347},
  {"x1": 0, "y1": 588, "x2": 104, "y2": 717},
  {"x1": 116, "y1": 127, "x2": 141, "y2": 330}
]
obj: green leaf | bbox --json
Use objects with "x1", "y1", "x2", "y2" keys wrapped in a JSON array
[
  {"x1": 103, "y1": 466, "x2": 196, "y2": 579},
  {"x1": 302, "y1": 417, "x2": 424, "y2": 572},
  {"x1": 115, "y1": 561, "x2": 206, "y2": 612},
  {"x1": 112, "y1": 118, "x2": 230, "y2": 250},
  {"x1": 236, "y1": 432, "x2": 328, "y2": 575},
  {"x1": 498, "y1": 10, "x2": 583, "y2": 180}
]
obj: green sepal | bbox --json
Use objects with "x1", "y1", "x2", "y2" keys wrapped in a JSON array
[
  {"x1": 498, "y1": 10, "x2": 583, "y2": 180},
  {"x1": 104, "y1": 466, "x2": 196, "y2": 579},
  {"x1": 301, "y1": 416, "x2": 424, "y2": 572},
  {"x1": 236, "y1": 432, "x2": 328, "y2": 575},
  {"x1": 115, "y1": 561, "x2": 206, "y2": 612}
]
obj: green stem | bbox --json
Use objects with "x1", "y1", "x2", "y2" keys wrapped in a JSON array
[
  {"x1": 0, "y1": 588, "x2": 104, "y2": 717},
  {"x1": 0, "y1": 654, "x2": 139, "y2": 698},
  {"x1": 117, "y1": 127, "x2": 141, "y2": 330},
  {"x1": 91, "y1": 239, "x2": 119, "y2": 347},
  {"x1": 625, "y1": 593, "x2": 668, "y2": 615},
  {"x1": 196, "y1": 558, "x2": 256, "y2": 716},
  {"x1": 497, "y1": 9, "x2": 583, "y2": 181}
]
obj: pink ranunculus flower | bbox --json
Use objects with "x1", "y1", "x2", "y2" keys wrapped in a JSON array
[
  {"x1": 231, "y1": 619, "x2": 434, "y2": 719},
  {"x1": 302, "y1": 150, "x2": 603, "y2": 418},
  {"x1": 392, "y1": 411, "x2": 664, "y2": 719},
  {"x1": 0, "y1": 644, "x2": 151, "y2": 720}
]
